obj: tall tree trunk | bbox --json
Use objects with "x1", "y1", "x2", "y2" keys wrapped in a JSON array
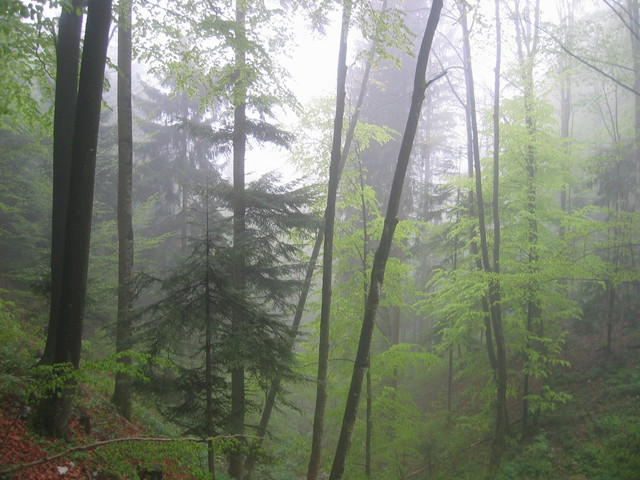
[
  {"x1": 112, "y1": 0, "x2": 134, "y2": 422},
  {"x1": 306, "y1": 2, "x2": 352, "y2": 479},
  {"x1": 229, "y1": 0, "x2": 247, "y2": 477},
  {"x1": 460, "y1": 1, "x2": 508, "y2": 463},
  {"x1": 328, "y1": 3, "x2": 443, "y2": 478},
  {"x1": 41, "y1": 0, "x2": 85, "y2": 367},
  {"x1": 365, "y1": 367, "x2": 372, "y2": 479},
  {"x1": 455, "y1": 19, "x2": 497, "y2": 373},
  {"x1": 244, "y1": 227, "x2": 323, "y2": 478},
  {"x1": 37, "y1": 0, "x2": 113, "y2": 439},
  {"x1": 205, "y1": 196, "x2": 216, "y2": 476},
  {"x1": 512, "y1": 0, "x2": 541, "y2": 439},
  {"x1": 557, "y1": 0, "x2": 574, "y2": 236},
  {"x1": 629, "y1": 0, "x2": 640, "y2": 210},
  {"x1": 35, "y1": 0, "x2": 85, "y2": 438},
  {"x1": 491, "y1": 0, "x2": 507, "y2": 454}
]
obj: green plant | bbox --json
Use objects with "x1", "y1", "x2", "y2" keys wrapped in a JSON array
[
  {"x1": 497, "y1": 435, "x2": 555, "y2": 480},
  {"x1": 0, "y1": 295, "x2": 42, "y2": 393}
]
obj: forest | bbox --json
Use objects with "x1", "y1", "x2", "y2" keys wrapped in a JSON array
[{"x1": 0, "y1": 0, "x2": 639, "y2": 478}]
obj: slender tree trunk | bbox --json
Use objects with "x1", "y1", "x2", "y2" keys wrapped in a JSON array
[
  {"x1": 558, "y1": 0, "x2": 573, "y2": 236},
  {"x1": 205, "y1": 198, "x2": 216, "y2": 477},
  {"x1": 328, "y1": 3, "x2": 443, "y2": 478},
  {"x1": 229, "y1": 1, "x2": 247, "y2": 477},
  {"x1": 181, "y1": 185, "x2": 189, "y2": 250},
  {"x1": 306, "y1": 3, "x2": 351, "y2": 479},
  {"x1": 489, "y1": 0, "x2": 508, "y2": 460},
  {"x1": 337, "y1": 1, "x2": 384, "y2": 177},
  {"x1": 456, "y1": 28, "x2": 497, "y2": 373},
  {"x1": 460, "y1": 1, "x2": 508, "y2": 462},
  {"x1": 37, "y1": 0, "x2": 113, "y2": 439},
  {"x1": 356, "y1": 155, "x2": 372, "y2": 479},
  {"x1": 629, "y1": 0, "x2": 640, "y2": 209},
  {"x1": 41, "y1": 0, "x2": 85, "y2": 366},
  {"x1": 512, "y1": 0, "x2": 541, "y2": 439},
  {"x1": 112, "y1": 0, "x2": 134, "y2": 421},
  {"x1": 365, "y1": 367, "x2": 372, "y2": 479},
  {"x1": 243, "y1": 227, "x2": 323, "y2": 478}
]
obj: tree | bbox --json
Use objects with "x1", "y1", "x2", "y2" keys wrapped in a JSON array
[
  {"x1": 328, "y1": 1, "x2": 443, "y2": 478},
  {"x1": 0, "y1": 0, "x2": 55, "y2": 134},
  {"x1": 228, "y1": 0, "x2": 251, "y2": 475},
  {"x1": 137, "y1": 176, "x2": 317, "y2": 474},
  {"x1": 112, "y1": 0, "x2": 135, "y2": 421},
  {"x1": 35, "y1": 0, "x2": 113, "y2": 439},
  {"x1": 307, "y1": 2, "x2": 352, "y2": 480},
  {"x1": 454, "y1": 0, "x2": 508, "y2": 462},
  {"x1": 41, "y1": 0, "x2": 85, "y2": 366}
]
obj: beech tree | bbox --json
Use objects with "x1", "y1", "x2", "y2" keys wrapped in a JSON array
[
  {"x1": 40, "y1": 0, "x2": 85, "y2": 366},
  {"x1": 35, "y1": 0, "x2": 113, "y2": 438}
]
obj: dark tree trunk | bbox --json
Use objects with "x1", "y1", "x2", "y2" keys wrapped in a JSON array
[
  {"x1": 37, "y1": 0, "x2": 113, "y2": 439},
  {"x1": 112, "y1": 0, "x2": 134, "y2": 422},
  {"x1": 229, "y1": 1, "x2": 247, "y2": 477},
  {"x1": 204, "y1": 199, "x2": 216, "y2": 476},
  {"x1": 58, "y1": 0, "x2": 113, "y2": 369},
  {"x1": 307, "y1": 2, "x2": 351, "y2": 479},
  {"x1": 41, "y1": 0, "x2": 85, "y2": 366},
  {"x1": 328, "y1": 2, "x2": 443, "y2": 478},
  {"x1": 365, "y1": 367, "x2": 372, "y2": 479}
]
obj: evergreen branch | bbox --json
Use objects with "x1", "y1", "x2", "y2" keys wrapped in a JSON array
[{"x1": 0, "y1": 434, "x2": 262, "y2": 475}]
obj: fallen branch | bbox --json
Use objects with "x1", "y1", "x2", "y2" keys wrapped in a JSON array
[{"x1": 0, "y1": 434, "x2": 261, "y2": 475}]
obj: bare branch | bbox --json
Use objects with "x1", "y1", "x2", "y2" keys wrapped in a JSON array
[{"x1": 542, "y1": 25, "x2": 640, "y2": 96}]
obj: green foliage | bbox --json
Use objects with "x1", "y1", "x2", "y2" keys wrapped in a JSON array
[
  {"x1": 497, "y1": 435, "x2": 555, "y2": 480},
  {"x1": 0, "y1": 294, "x2": 43, "y2": 392},
  {"x1": 0, "y1": 0, "x2": 55, "y2": 133},
  {"x1": 371, "y1": 343, "x2": 439, "y2": 381},
  {"x1": 135, "y1": 175, "x2": 316, "y2": 435},
  {"x1": 0, "y1": 128, "x2": 51, "y2": 284},
  {"x1": 26, "y1": 351, "x2": 154, "y2": 403}
]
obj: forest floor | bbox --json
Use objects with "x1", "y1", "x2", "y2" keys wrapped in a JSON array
[{"x1": 1, "y1": 312, "x2": 639, "y2": 479}]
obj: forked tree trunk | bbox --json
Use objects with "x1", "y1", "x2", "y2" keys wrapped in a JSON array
[
  {"x1": 41, "y1": 0, "x2": 85, "y2": 367},
  {"x1": 37, "y1": 0, "x2": 113, "y2": 439},
  {"x1": 112, "y1": 0, "x2": 134, "y2": 422},
  {"x1": 328, "y1": 2, "x2": 443, "y2": 478},
  {"x1": 306, "y1": 2, "x2": 352, "y2": 479}
]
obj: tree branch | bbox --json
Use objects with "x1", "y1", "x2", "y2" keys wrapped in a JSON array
[
  {"x1": 542, "y1": 26, "x2": 640, "y2": 96},
  {"x1": 0, "y1": 434, "x2": 261, "y2": 475}
]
